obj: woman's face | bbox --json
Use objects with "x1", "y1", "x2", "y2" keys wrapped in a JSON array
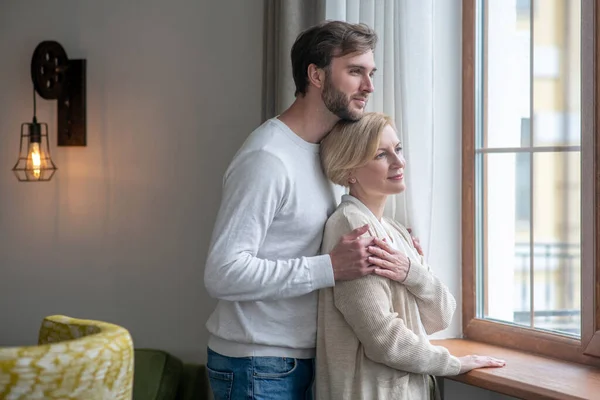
[{"x1": 351, "y1": 124, "x2": 406, "y2": 196}]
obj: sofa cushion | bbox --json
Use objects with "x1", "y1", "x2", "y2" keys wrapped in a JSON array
[
  {"x1": 176, "y1": 363, "x2": 210, "y2": 400},
  {"x1": 133, "y1": 349, "x2": 183, "y2": 400}
]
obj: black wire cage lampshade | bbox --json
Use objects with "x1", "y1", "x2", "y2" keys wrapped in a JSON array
[
  {"x1": 12, "y1": 90, "x2": 57, "y2": 182},
  {"x1": 12, "y1": 41, "x2": 87, "y2": 182}
]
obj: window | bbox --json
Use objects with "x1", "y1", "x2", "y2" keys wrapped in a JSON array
[
  {"x1": 462, "y1": 0, "x2": 600, "y2": 364},
  {"x1": 516, "y1": 0, "x2": 532, "y2": 19},
  {"x1": 515, "y1": 118, "x2": 530, "y2": 226}
]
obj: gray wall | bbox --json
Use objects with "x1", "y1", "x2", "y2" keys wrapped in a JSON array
[
  {"x1": 0, "y1": 0, "x2": 263, "y2": 364},
  {"x1": 445, "y1": 380, "x2": 519, "y2": 400}
]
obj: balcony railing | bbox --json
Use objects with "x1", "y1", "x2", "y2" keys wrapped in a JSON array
[{"x1": 513, "y1": 242, "x2": 580, "y2": 335}]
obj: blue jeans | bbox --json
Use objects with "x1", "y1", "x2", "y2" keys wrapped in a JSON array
[{"x1": 207, "y1": 347, "x2": 314, "y2": 400}]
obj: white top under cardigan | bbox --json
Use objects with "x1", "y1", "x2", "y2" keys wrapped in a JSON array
[{"x1": 316, "y1": 195, "x2": 461, "y2": 400}]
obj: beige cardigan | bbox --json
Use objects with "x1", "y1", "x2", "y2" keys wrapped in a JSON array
[{"x1": 316, "y1": 195, "x2": 461, "y2": 400}]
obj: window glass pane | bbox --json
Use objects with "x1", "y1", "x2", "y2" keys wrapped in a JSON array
[
  {"x1": 477, "y1": 0, "x2": 582, "y2": 339},
  {"x1": 515, "y1": 119, "x2": 531, "y2": 223},
  {"x1": 532, "y1": 0, "x2": 581, "y2": 146},
  {"x1": 483, "y1": 0, "x2": 580, "y2": 149},
  {"x1": 516, "y1": 0, "x2": 531, "y2": 17},
  {"x1": 484, "y1": 0, "x2": 531, "y2": 148},
  {"x1": 480, "y1": 153, "x2": 531, "y2": 327},
  {"x1": 533, "y1": 152, "x2": 581, "y2": 336}
]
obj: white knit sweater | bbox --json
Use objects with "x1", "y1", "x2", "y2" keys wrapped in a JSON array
[
  {"x1": 204, "y1": 118, "x2": 341, "y2": 359},
  {"x1": 316, "y1": 195, "x2": 461, "y2": 399}
]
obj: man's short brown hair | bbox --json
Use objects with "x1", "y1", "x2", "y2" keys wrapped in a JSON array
[{"x1": 291, "y1": 20, "x2": 377, "y2": 97}]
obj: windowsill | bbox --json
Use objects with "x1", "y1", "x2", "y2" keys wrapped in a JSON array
[{"x1": 432, "y1": 339, "x2": 600, "y2": 400}]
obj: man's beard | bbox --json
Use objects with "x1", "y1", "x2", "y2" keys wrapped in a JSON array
[{"x1": 322, "y1": 75, "x2": 366, "y2": 121}]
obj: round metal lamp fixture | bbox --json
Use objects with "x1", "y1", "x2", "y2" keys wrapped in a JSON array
[{"x1": 12, "y1": 41, "x2": 87, "y2": 182}]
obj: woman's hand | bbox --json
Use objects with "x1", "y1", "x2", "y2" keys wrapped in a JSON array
[
  {"x1": 367, "y1": 238, "x2": 411, "y2": 282},
  {"x1": 458, "y1": 355, "x2": 506, "y2": 374}
]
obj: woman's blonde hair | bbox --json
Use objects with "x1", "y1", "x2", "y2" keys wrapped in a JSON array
[{"x1": 320, "y1": 112, "x2": 396, "y2": 187}]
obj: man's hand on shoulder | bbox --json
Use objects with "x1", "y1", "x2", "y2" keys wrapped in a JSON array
[{"x1": 329, "y1": 224, "x2": 376, "y2": 281}]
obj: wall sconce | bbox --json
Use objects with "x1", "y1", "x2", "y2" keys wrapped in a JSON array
[{"x1": 12, "y1": 41, "x2": 86, "y2": 182}]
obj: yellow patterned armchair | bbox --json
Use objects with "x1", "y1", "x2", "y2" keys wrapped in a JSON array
[{"x1": 0, "y1": 315, "x2": 134, "y2": 399}]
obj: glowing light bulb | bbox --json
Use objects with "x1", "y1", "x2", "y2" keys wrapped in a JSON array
[{"x1": 29, "y1": 142, "x2": 42, "y2": 178}]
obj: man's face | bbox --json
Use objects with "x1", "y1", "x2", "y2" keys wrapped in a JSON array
[{"x1": 322, "y1": 50, "x2": 376, "y2": 121}]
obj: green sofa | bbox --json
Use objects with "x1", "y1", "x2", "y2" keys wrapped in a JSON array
[
  {"x1": 132, "y1": 349, "x2": 440, "y2": 399},
  {"x1": 133, "y1": 349, "x2": 210, "y2": 400}
]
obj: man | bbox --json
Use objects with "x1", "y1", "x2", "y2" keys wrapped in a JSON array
[{"x1": 204, "y1": 21, "x2": 386, "y2": 399}]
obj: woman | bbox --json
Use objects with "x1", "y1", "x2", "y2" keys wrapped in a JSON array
[{"x1": 316, "y1": 112, "x2": 504, "y2": 399}]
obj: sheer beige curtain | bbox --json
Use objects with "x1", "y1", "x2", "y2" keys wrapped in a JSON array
[
  {"x1": 263, "y1": 0, "x2": 325, "y2": 119},
  {"x1": 325, "y1": 0, "x2": 436, "y2": 256}
]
